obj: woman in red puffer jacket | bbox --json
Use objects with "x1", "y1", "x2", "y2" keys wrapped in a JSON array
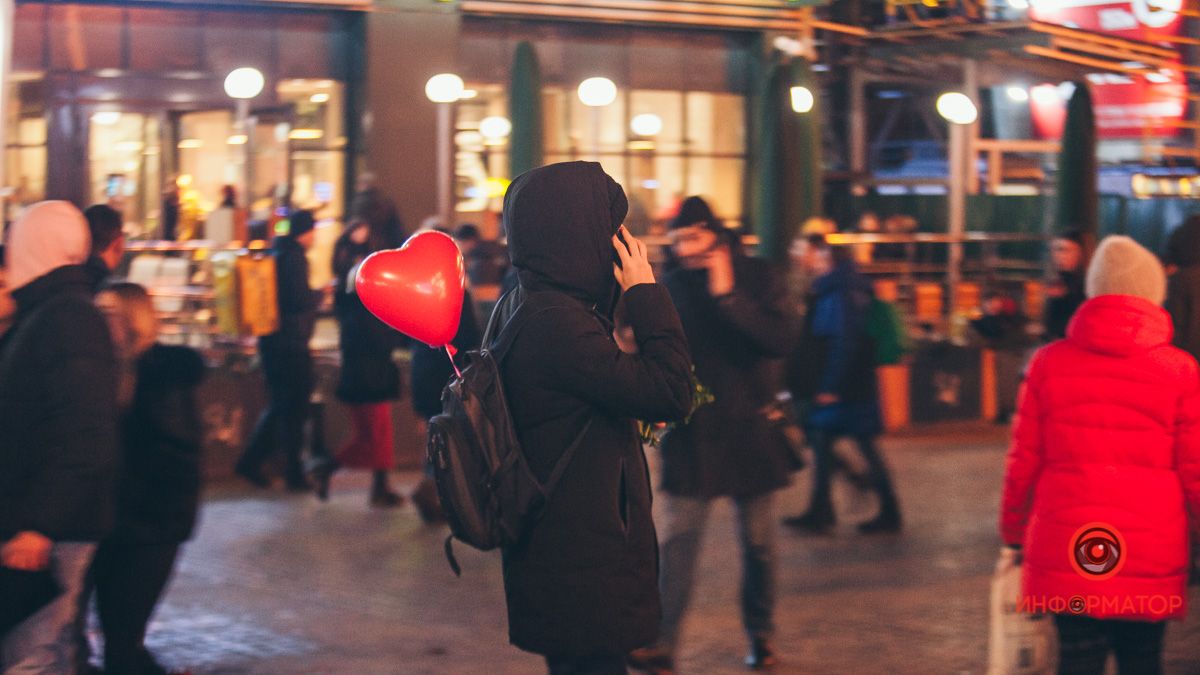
[{"x1": 1000, "y1": 235, "x2": 1200, "y2": 675}]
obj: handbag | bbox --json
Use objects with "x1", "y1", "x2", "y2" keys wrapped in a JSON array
[{"x1": 987, "y1": 547, "x2": 1057, "y2": 674}]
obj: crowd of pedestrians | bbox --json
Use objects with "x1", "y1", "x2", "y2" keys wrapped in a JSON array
[{"x1": 1, "y1": 161, "x2": 1198, "y2": 675}]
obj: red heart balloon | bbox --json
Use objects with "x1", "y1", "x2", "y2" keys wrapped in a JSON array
[{"x1": 355, "y1": 231, "x2": 465, "y2": 348}]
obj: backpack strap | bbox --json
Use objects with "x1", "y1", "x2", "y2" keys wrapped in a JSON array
[{"x1": 542, "y1": 418, "x2": 594, "y2": 495}]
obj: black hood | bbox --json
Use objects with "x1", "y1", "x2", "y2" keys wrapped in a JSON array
[{"x1": 503, "y1": 161, "x2": 628, "y2": 309}]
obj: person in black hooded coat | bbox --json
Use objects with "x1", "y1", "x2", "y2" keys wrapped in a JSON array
[{"x1": 495, "y1": 161, "x2": 693, "y2": 673}]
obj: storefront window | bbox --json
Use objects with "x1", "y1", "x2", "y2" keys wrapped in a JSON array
[
  {"x1": 278, "y1": 79, "x2": 346, "y2": 221},
  {"x1": 456, "y1": 84, "x2": 746, "y2": 233},
  {"x1": 4, "y1": 78, "x2": 48, "y2": 214}
]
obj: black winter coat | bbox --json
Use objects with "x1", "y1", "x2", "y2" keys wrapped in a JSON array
[
  {"x1": 332, "y1": 235, "x2": 405, "y2": 403},
  {"x1": 0, "y1": 266, "x2": 120, "y2": 542},
  {"x1": 263, "y1": 235, "x2": 317, "y2": 355},
  {"x1": 497, "y1": 162, "x2": 693, "y2": 658},
  {"x1": 1043, "y1": 270, "x2": 1085, "y2": 342},
  {"x1": 659, "y1": 258, "x2": 796, "y2": 499},
  {"x1": 116, "y1": 345, "x2": 206, "y2": 543}
]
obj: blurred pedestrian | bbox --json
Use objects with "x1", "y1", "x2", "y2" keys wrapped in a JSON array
[
  {"x1": 1165, "y1": 215, "x2": 1200, "y2": 364},
  {"x1": 408, "y1": 228, "x2": 481, "y2": 522},
  {"x1": 205, "y1": 185, "x2": 247, "y2": 246},
  {"x1": 89, "y1": 283, "x2": 205, "y2": 675},
  {"x1": 236, "y1": 210, "x2": 319, "y2": 491},
  {"x1": 627, "y1": 197, "x2": 795, "y2": 673},
  {"x1": 971, "y1": 291, "x2": 1030, "y2": 423},
  {"x1": 1000, "y1": 236, "x2": 1200, "y2": 674},
  {"x1": 83, "y1": 204, "x2": 125, "y2": 288},
  {"x1": 784, "y1": 234, "x2": 902, "y2": 535},
  {"x1": 496, "y1": 161, "x2": 693, "y2": 674},
  {"x1": 1043, "y1": 229, "x2": 1087, "y2": 342},
  {"x1": 309, "y1": 215, "x2": 407, "y2": 507},
  {"x1": 0, "y1": 201, "x2": 120, "y2": 671}
]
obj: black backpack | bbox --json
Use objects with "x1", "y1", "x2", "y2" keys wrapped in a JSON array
[{"x1": 426, "y1": 291, "x2": 592, "y2": 575}]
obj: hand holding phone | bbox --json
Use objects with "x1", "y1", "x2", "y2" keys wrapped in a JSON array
[{"x1": 612, "y1": 226, "x2": 655, "y2": 291}]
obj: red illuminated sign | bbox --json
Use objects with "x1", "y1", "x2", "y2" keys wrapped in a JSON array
[{"x1": 1027, "y1": 0, "x2": 1187, "y2": 139}]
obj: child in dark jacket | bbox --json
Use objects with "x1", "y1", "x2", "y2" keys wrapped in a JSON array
[{"x1": 91, "y1": 283, "x2": 206, "y2": 675}]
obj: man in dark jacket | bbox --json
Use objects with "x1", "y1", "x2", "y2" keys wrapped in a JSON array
[
  {"x1": 0, "y1": 201, "x2": 120, "y2": 670},
  {"x1": 784, "y1": 235, "x2": 902, "y2": 535},
  {"x1": 236, "y1": 210, "x2": 319, "y2": 490},
  {"x1": 496, "y1": 161, "x2": 693, "y2": 674},
  {"x1": 629, "y1": 197, "x2": 795, "y2": 673},
  {"x1": 1165, "y1": 215, "x2": 1200, "y2": 364}
]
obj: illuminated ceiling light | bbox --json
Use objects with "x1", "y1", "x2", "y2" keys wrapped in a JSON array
[
  {"x1": 630, "y1": 113, "x2": 663, "y2": 137},
  {"x1": 479, "y1": 116, "x2": 512, "y2": 140},
  {"x1": 936, "y1": 92, "x2": 978, "y2": 125},
  {"x1": 288, "y1": 128, "x2": 324, "y2": 140},
  {"x1": 425, "y1": 73, "x2": 465, "y2": 103},
  {"x1": 1145, "y1": 70, "x2": 1172, "y2": 84},
  {"x1": 790, "y1": 86, "x2": 815, "y2": 113},
  {"x1": 460, "y1": 89, "x2": 479, "y2": 100},
  {"x1": 227, "y1": 134, "x2": 248, "y2": 145},
  {"x1": 1005, "y1": 86, "x2": 1030, "y2": 103},
  {"x1": 91, "y1": 111, "x2": 121, "y2": 125},
  {"x1": 310, "y1": 92, "x2": 331, "y2": 104},
  {"x1": 224, "y1": 67, "x2": 265, "y2": 100},
  {"x1": 578, "y1": 77, "x2": 617, "y2": 107},
  {"x1": 177, "y1": 139, "x2": 203, "y2": 149},
  {"x1": 1030, "y1": 83, "x2": 1060, "y2": 104},
  {"x1": 114, "y1": 141, "x2": 143, "y2": 153}
]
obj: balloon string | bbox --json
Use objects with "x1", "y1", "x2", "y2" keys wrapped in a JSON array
[{"x1": 445, "y1": 344, "x2": 463, "y2": 379}]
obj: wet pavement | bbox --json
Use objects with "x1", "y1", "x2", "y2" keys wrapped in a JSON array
[{"x1": 114, "y1": 424, "x2": 1200, "y2": 674}]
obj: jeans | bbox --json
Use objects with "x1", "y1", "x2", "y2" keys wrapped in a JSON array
[
  {"x1": 657, "y1": 493, "x2": 776, "y2": 650},
  {"x1": 1054, "y1": 615, "x2": 1165, "y2": 675},
  {"x1": 91, "y1": 539, "x2": 180, "y2": 675},
  {"x1": 240, "y1": 345, "x2": 314, "y2": 483},
  {"x1": 806, "y1": 429, "x2": 898, "y2": 522},
  {"x1": 2, "y1": 542, "x2": 97, "y2": 674}
]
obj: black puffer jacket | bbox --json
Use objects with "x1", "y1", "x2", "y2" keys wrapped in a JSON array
[
  {"x1": 264, "y1": 234, "x2": 317, "y2": 354},
  {"x1": 116, "y1": 345, "x2": 206, "y2": 543},
  {"x1": 332, "y1": 233, "x2": 405, "y2": 404},
  {"x1": 0, "y1": 266, "x2": 119, "y2": 541},
  {"x1": 497, "y1": 161, "x2": 693, "y2": 658},
  {"x1": 660, "y1": 257, "x2": 796, "y2": 499}
]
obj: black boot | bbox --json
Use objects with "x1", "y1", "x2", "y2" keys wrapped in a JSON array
[
  {"x1": 369, "y1": 470, "x2": 403, "y2": 508},
  {"x1": 783, "y1": 510, "x2": 835, "y2": 535},
  {"x1": 307, "y1": 458, "x2": 339, "y2": 501},
  {"x1": 627, "y1": 646, "x2": 675, "y2": 674},
  {"x1": 744, "y1": 638, "x2": 778, "y2": 670}
]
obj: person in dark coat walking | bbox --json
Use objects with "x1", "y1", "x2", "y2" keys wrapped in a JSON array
[
  {"x1": 495, "y1": 161, "x2": 694, "y2": 674},
  {"x1": 89, "y1": 283, "x2": 206, "y2": 675},
  {"x1": 309, "y1": 215, "x2": 408, "y2": 507},
  {"x1": 236, "y1": 210, "x2": 319, "y2": 491},
  {"x1": 0, "y1": 201, "x2": 120, "y2": 671},
  {"x1": 784, "y1": 235, "x2": 902, "y2": 535},
  {"x1": 1165, "y1": 215, "x2": 1200, "y2": 364},
  {"x1": 1043, "y1": 229, "x2": 1087, "y2": 342},
  {"x1": 628, "y1": 196, "x2": 795, "y2": 674}
]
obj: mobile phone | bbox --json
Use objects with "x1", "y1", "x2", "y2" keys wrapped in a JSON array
[{"x1": 613, "y1": 227, "x2": 631, "y2": 269}]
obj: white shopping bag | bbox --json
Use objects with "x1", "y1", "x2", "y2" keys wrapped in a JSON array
[{"x1": 987, "y1": 547, "x2": 1058, "y2": 675}]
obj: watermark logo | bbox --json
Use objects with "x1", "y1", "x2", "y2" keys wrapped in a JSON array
[{"x1": 1069, "y1": 522, "x2": 1126, "y2": 580}]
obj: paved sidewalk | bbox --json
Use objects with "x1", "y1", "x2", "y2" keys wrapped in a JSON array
[{"x1": 117, "y1": 425, "x2": 1200, "y2": 674}]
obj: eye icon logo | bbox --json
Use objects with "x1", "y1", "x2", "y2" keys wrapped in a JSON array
[{"x1": 1070, "y1": 523, "x2": 1126, "y2": 580}]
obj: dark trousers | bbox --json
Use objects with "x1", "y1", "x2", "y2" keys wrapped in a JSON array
[
  {"x1": 806, "y1": 429, "x2": 898, "y2": 521},
  {"x1": 240, "y1": 343, "x2": 314, "y2": 482},
  {"x1": 545, "y1": 653, "x2": 628, "y2": 675},
  {"x1": 1054, "y1": 615, "x2": 1165, "y2": 675},
  {"x1": 90, "y1": 538, "x2": 180, "y2": 675}
]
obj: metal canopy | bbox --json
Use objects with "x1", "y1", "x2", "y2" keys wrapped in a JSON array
[{"x1": 859, "y1": 20, "x2": 1192, "y2": 87}]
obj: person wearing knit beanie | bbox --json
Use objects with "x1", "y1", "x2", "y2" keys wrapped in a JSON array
[
  {"x1": 4, "y1": 201, "x2": 91, "y2": 292},
  {"x1": 1085, "y1": 235, "x2": 1166, "y2": 305}
]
